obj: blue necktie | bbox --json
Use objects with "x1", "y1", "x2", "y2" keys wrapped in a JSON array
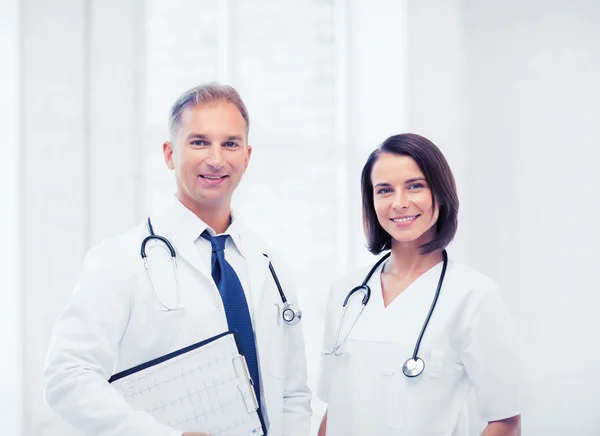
[{"x1": 201, "y1": 231, "x2": 261, "y2": 409}]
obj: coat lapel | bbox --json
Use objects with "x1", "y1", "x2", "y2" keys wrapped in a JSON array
[
  {"x1": 149, "y1": 197, "x2": 214, "y2": 283},
  {"x1": 238, "y1": 232, "x2": 271, "y2": 317},
  {"x1": 150, "y1": 198, "x2": 273, "y2": 313},
  {"x1": 170, "y1": 232, "x2": 213, "y2": 281}
]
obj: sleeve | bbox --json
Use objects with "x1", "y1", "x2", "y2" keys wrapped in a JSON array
[
  {"x1": 275, "y1": 258, "x2": 313, "y2": 436},
  {"x1": 316, "y1": 285, "x2": 336, "y2": 403},
  {"x1": 42, "y1": 244, "x2": 183, "y2": 436},
  {"x1": 459, "y1": 288, "x2": 524, "y2": 422}
]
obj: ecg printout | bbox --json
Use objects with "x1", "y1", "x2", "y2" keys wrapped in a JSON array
[{"x1": 110, "y1": 332, "x2": 264, "y2": 435}]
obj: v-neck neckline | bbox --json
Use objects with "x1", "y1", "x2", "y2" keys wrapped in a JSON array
[{"x1": 374, "y1": 258, "x2": 445, "y2": 310}]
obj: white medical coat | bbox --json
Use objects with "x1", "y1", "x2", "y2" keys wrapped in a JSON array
[
  {"x1": 43, "y1": 198, "x2": 312, "y2": 436},
  {"x1": 318, "y1": 257, "x2": 522, "y2": 436}
]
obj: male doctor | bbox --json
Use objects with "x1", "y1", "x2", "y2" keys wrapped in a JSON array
[{"x1": 43, "y1": 83, "x2": 312, "y2": 436}]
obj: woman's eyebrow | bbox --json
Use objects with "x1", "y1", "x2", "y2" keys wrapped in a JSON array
[
  {"x1": 404, "y1": 177, "x2": 426, "y2": 184},
  {"x1": 373, "y1": 182, "x2": 392, "y2": 188}
]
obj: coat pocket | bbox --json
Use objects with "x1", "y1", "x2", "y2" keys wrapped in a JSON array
[
  {"x1": 267, "y1": 304, "x2": 286, "y2": 378},
  {"x1": 383, "y1": 349, "x2": 453, "y2": 434}
]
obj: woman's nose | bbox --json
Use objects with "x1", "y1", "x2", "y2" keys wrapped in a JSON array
[{"x1": 392, "y1": 191, "x2": 409, "y2": 210}]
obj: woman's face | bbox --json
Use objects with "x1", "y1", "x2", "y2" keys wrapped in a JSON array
[{"x1": 371, "y1": 153, "x2": 439, "y2": 247}]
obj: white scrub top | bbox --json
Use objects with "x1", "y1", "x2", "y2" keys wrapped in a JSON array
[{"x1": 317, "y1": 256, "x2": 522, "y2": 436}]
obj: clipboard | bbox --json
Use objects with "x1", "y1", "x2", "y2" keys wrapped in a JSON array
[{"x1": 109, "y1": 331, "x2": 266, "y2": 435}]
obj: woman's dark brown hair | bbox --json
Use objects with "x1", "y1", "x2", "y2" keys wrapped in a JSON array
[{"x1": 361, "y1": 133, "x2": 459, "y2": 255}]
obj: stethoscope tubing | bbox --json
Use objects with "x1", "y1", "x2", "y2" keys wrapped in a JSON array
[
  {"x1": 141, "y1": 218, "x2": 181, "y2": 311},
  {"x1": 410, "y1": 249, "x2": 448, "y2": 361},
  {"x1": 140, "y1": 218, "x2": 301, "y2": 324},
  {"x1": 265, "y1": 255, "x2": 287, "y2": 304},
  {"x1": 328, "y1": 249, "x2": 448, "y2": 377}
]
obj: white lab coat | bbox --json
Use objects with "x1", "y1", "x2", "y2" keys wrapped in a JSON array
[
  {"x1": 43, "y1": 198, "x2": 312, "y2": 436},
  {"x1": 318, "y1": 257, "x2": 522, "y2": 436}
]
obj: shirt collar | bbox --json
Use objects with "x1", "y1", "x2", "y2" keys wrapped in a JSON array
[
  {"x1": 205, "y1": 210, "x2": 243, "y2": 252},
  {"x1": 170, "y1": 196, "x2": 243, "y2": 251}
]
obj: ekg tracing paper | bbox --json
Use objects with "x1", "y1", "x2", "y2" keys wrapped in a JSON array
[{"x1": 110, "y1": 333, "x2": 263, "y2": 435}]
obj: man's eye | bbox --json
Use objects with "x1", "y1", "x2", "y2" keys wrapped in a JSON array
[
  {"x1": 191, "y1": 140, "x2": 208, "y2": 146},
  {"x1": 224, "y1": 142, "x2": 239, "y2": 148}
]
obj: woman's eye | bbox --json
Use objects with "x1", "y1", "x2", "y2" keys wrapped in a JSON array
[
  {"x1": 376, "y1": 188, "x2": 392, "y2": 195},
  {"x1": 408, "y1": 183, "x2": 425, "y2": 190}
]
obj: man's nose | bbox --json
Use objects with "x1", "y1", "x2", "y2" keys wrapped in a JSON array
[{"x1": 206, "y1": 145, "x2": 224, "y2": 169}]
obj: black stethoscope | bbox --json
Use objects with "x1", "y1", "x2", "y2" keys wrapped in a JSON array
[
  {"x1": 324, "y1": 249, "x2": 448, "y2": 378},
  {"x1": 140, "y1": 217, "x2": 302, "y2": 325}
]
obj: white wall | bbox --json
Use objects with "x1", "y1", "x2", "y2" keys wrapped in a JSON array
[
  {"x1": 13, "y1": 0, "x2": 600, "y2": 435},
  {"x1": 18, "y1": 1, "x2": 141, "y2": 434},
  {"x1": 88, "y1": 0, "x2": 140, "y2": 243},
  {"x1": 462, "y1": 1, "x2": 600, "y2": 434},
  {"x1": 20, "y1": 1, "x2": 88, "y2": 433},
  {"x1": 0, "y1": 0, "x2": 22, "y2": 434},
  {"x1": 407, "y1": 0, "x2": 468, "y2": 261},
  {"x1": 406, "y1": 1, "x2": 600, "y2": 434},
  {"x1": 346, "y1": 0, "x2": 413, "y2": 268}
]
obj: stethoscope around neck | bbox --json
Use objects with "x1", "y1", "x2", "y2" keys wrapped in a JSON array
[
  {"x1": 140, "y1": 217, "x2": 302, "y2": 326},
  {"x1": 324, "y1": 249, "x2": 448, "y2": 378}
]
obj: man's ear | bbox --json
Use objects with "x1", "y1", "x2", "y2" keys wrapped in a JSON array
[
  {"x1": 163, "y1": 141, "x2": 175, "y2": 170},
  {"x1": 244, "y1": 144, "x2": 252, "y2": 171}
]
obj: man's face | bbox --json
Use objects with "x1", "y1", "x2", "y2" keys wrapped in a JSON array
[{"x1": 163, "y1": 101, "x2": 251, "y2": 211}]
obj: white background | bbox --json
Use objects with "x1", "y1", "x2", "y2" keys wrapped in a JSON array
[{"x1": 1, "y1": 0, "x2": 600, "y2": 435}]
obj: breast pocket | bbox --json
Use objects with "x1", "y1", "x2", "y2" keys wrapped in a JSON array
[
  {"x1": 383, "y1": 349, "x2": 454, "y2": 434},
  {"x1": 267, "y1": 304, "x2": 287, "y2": 379}
]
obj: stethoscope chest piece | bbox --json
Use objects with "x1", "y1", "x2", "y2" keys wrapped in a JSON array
[
  {"x1": 282, "y1": 303, "x2": 302, "y2": 325},
  {"x1": 402, "y1": 357, "x2": 425, "y2": 377}
]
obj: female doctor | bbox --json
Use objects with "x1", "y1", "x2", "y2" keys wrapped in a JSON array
[{"x1": 317, "y1": 134, "x2": 522, "y2": 436}]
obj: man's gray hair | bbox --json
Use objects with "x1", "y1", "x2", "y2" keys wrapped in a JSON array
[{"x1": 169, "y1": 83, "x2": 250, "y2": 138}]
